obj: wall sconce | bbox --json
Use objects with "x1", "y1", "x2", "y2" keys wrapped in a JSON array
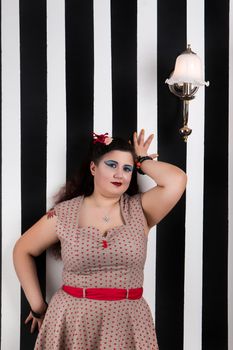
[{"x1": 165, "y1": 44, "x2": 209, "y2": 141}]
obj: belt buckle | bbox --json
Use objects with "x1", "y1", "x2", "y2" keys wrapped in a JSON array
[
  {"x1": 83, "y1": 288, "x2": 86, "y2": 298},
  {"x1": 126, "y1": 289, "x2": 129, "y2": 299}
]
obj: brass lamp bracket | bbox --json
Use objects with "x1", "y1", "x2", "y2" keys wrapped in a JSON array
[
  {"x1": 168, "y1": 83, "x2": 199, "y2": 100},
  {"x1": 168, "y1": 82, "x2": 199, "y2": 141},
  {"x1": 165, "y1": 44, "x2": 209, "y2": 141}
]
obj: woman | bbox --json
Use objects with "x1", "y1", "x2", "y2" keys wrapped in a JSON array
[{"x1": 13, "y1": 129, "x2": 187, "y2": 349}]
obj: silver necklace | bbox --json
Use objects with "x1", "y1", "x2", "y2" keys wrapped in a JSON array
[
  {"x1": 91, "y1": 198, "x2": 119, "y2": 224},
  {"x1": 101, "y1": 203, "x2": 119, "y2": 223},
  {"x1": 102, "y1": 214, "x2": 110, "y2": 223}
]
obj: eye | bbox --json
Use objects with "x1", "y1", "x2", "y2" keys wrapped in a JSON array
[
  {"x1": 123, "y1": 165, "x2": 133, "y2": 173},
  {"x1": 104, "y1": 160, "x2": 117, "y2": 168}
]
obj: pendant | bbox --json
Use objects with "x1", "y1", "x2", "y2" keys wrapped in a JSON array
[{"x1": 103, "y1": 215, "x2": 110, "y2": 223}]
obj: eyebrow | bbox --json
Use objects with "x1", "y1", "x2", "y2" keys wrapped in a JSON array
[{"x1": 104, "y1": 160, "x2": 134, "y2": 167}]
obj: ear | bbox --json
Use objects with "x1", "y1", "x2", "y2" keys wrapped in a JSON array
[{"x1": 90, "y1": 161, "x2": 96, "y2": 176}]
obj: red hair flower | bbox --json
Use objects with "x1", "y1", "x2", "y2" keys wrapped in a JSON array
[{"x1": 92, "y1": 132, "x2": 113, "y2": 145}]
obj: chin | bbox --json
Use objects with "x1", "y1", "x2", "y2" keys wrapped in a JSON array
[
  {"x1": 113, "y1": 186, "x2": 128, "y2": 195},
  {"x1": 105, "y1": 188, "x2": 126, "y2": 197}
]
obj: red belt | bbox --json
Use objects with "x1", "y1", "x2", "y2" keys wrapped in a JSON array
[{"x1": 62, "y1": 285, "x2": 143, "y2": 300}]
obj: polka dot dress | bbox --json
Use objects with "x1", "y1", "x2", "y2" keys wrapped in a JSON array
[{"x1": 34, "y1": 194, "x2": 159, "y2": 350}]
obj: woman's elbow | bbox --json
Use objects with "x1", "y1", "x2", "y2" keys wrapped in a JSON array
[
  {"x1": 175, "y1": 168, "x2": 187, "y2": 189},
  {"x1": 13, "y1": 239, "x2": 24, "y2": 264},
  {"x1": 13, "y1": 237, "x2": 31, "y2": 265},
  {"x1": 181, "y1": 171, "x2": 188, "y2": 187}
]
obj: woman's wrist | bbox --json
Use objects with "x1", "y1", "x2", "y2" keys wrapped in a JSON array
[
  {"x1": 135, "y1": 155, "x2": 153, "y2": 175},
  {"x1": 30, "y1": 301, "x2": 48, "y2": 318}
]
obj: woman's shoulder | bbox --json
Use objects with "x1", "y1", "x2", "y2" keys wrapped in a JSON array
[
  {"x1": 122, "y1": 192, "x2": 146, "y2": 227},
  {"x1": 53, "y1": 195, "x2": 83, "y2": 217},
  {"x1": 121, "y1": 192, "x2": 142, "y2": 212},
  {"x1": 122, "y1": 192, "x2": 141, "y2": 203},
  {"x1": 56, "y1": 195, "x2": 82, "y2": 207}
]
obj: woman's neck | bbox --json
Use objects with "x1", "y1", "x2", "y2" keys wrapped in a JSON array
[{"x1": 87, "y1": 192, "x2": 121, "y2": 208}]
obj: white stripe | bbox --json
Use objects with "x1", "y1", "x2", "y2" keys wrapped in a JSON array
[
  {"x1": 1, "y1": 1, "x2": 21, "y2": 349},
  {"x1": 137, "y1": 0, "x2": 158, "y2": 322},
  {"x1": 46, "y1": 0, "x2": 67, "y2": 300},
  {"x1": 93, "y1": 0, "x2": 112, "y2": 134},
  {"x1": 228, "y1": 0, "x2": 233, "y2": 348},
  {"x1": 184, "y1": 2, "x2": 205, "y2": 350}
]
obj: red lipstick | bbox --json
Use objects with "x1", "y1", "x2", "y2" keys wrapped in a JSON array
[{"x1": 111, "y1": 182, "x2": 122, "y2": 187}]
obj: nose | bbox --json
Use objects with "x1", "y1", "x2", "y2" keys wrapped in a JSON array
[{"x1": 113, "y1": 168, "x2": 123, "y2": 179}]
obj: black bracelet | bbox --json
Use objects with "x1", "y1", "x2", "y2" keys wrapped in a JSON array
[
  {"x1": 135, "y1": 156, "x2": 153, "y2": 175},
  {"x1": 31, "y1": 302, "x2": 48, "y2": 319}
]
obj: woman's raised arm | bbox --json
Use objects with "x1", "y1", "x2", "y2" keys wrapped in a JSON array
[{"x1": 134, "y1": 129, "x2": 187, "y2": 228}]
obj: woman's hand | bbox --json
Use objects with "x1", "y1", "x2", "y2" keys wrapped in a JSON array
[
  {"x1": 25, "y1": 301, "x2": 48, "y2": 333},
  {"x1": 133, "y1": 129, "x2": 158, "y2": 159},
  {"x1": 25, "y1": 311, "x2": 45, "y2": 333}
]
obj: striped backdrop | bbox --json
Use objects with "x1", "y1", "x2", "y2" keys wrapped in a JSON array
[{"x1": 1, "y1": 0, "x2": 232, "y2": 349}]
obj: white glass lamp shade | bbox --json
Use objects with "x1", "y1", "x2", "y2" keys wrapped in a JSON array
[{"x1": 166, "y1": 49, "x2": 209, "y2": 87}]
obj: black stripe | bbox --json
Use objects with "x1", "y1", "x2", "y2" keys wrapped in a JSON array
[
  {"x1": 111, "y1": 0, "x2": 137, "y2": 139},
  {"x1": 0, "y1": 0, "x2": 2, "y2": 344},
  {"x1": 157, "y1": 0, "x2": 187, "y2": 349},
  {"x1": 19, "y1": 1, "x2": 47, "y2": 348},
  {"x1": 65, "y1": 0, "x2": 94, "y2": 179},
  {"x1": 202, "y1": 1, "x2": 229, "y2": 349}
]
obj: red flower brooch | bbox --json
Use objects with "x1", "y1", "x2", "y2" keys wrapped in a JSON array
[{"x1": 92, "y1": 132, "x2": 113, "y2": 145}]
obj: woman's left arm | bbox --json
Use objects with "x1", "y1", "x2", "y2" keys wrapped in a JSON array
[{"x1": 134, "y1": 129, "x2": 187, "y2": 227}]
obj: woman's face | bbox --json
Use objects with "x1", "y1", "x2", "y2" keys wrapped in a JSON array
[{"x1": 90, "y1": 150, "x2": 134, "y2": 197}]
